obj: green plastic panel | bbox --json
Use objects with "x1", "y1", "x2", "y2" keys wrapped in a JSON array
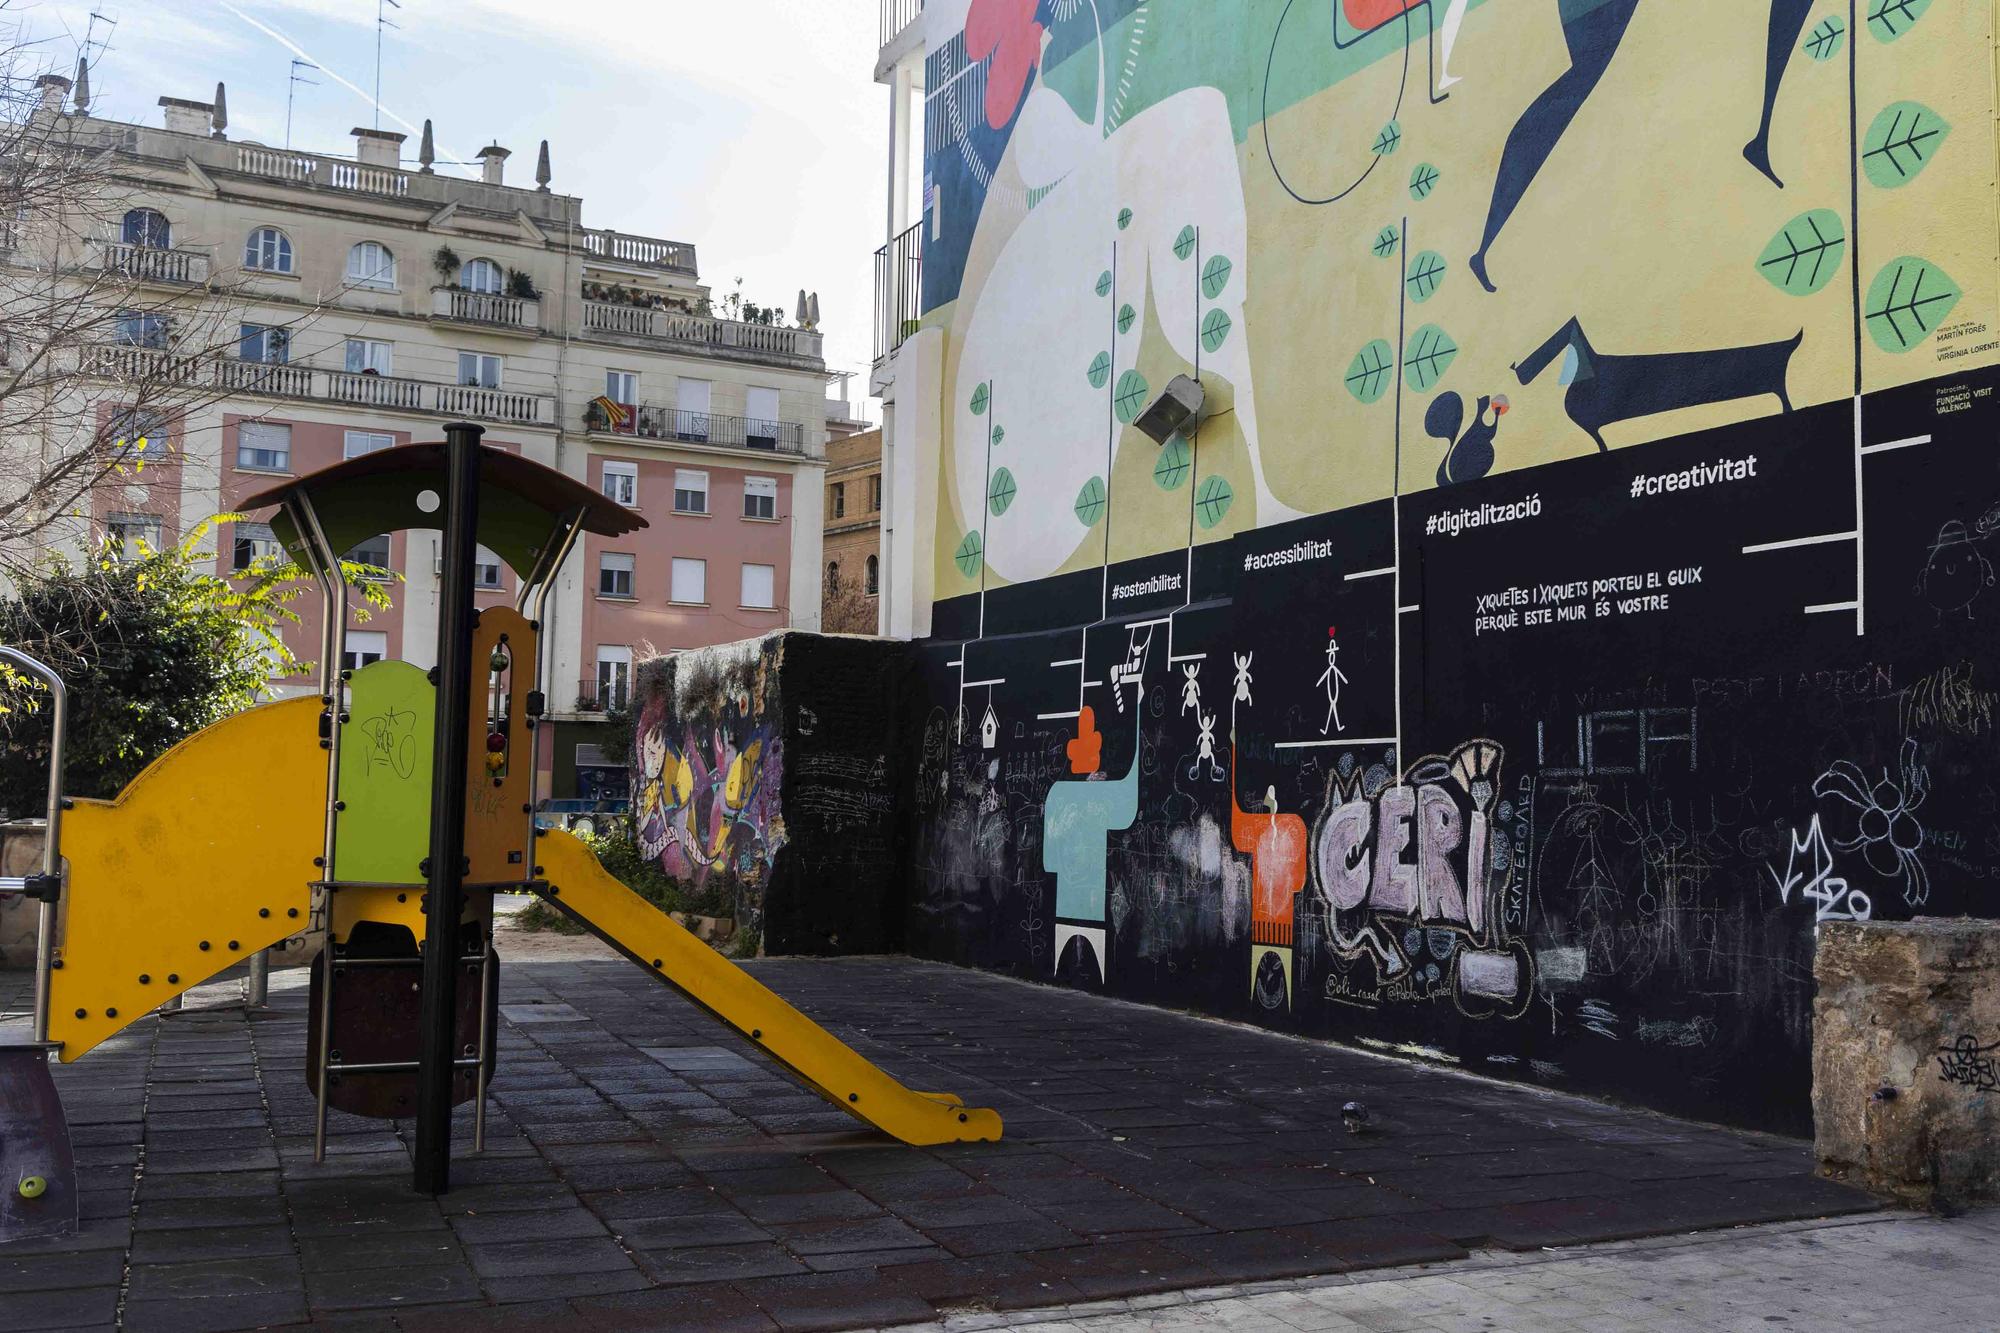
[{"x1": 333, "y1": 660, "x2": 435, "y2": 885}]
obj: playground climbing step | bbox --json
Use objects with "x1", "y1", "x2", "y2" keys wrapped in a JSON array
[{"x1": 0, "y1": 955, "x2": 1874, "y2": 1331}]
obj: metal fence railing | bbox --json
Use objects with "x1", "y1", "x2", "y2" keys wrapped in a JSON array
[{"x1": 873, "y1": 221, "x2": 923, "y2": 363}]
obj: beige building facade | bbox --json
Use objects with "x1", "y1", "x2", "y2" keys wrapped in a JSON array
[{"x1": 821, "y1": 427, "x2": 883, "y2": 634}]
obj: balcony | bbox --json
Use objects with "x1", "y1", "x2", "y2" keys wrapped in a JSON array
[
  {"x1": 235, "y1": 144, "x2": 409, "y2": 198},
  {"x1": 580, "y1": 229, "x2": 698, "y2": 278},
  {"x1": 430, "y1": 286, "x2": 540, "y2": 335},
  {"x1": 80, "y1": 346, "x2": 552, "y2": 426},
  {"x1": 579, "y1": 301, "x2": 824, "y2": 370},
  {"x1": 99, "y1": 241, "x2": 209, "y2": 287},
  {"x1": 574, "y1": 679, "x2": 631, "y2": 714},
  {"x1": 587, "y1": 403, "x2": 813, "y2": 458},
  {"x1": 873, "y1": 220, "x2": 923, "y2": 362},
  {"x1": 881, "y1": 0, "x2": 923, "y2": 47}
]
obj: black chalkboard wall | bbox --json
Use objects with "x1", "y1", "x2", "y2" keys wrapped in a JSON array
[{"x1": 904, "y1": 364, "x2": 2000, "y2": 1135}]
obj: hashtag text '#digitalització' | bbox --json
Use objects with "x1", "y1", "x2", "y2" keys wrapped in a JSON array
[{"x1": 1425, "y1": 494, "x2": 1541, "y2": 538}]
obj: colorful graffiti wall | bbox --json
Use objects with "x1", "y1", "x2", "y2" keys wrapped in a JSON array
[{"x1": 906, "y1": 0, "x2": 2000, "y2": 1132}]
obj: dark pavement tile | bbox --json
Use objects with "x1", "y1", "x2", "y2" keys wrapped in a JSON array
[
  {"x1": 634, "y1": 1241, "x2": 808, "y2": 1285},
  {"x1": 463, "y1": 1237, "x2": 636, "y2": 1279},
  {"x1": 0, "y1": 1286, "x2": 120, "y2": 1330},
  {"x1": 608, "y1": 1212, "x2": 771, "y2": 1249},
  {"x1": 732, "y1": 1269, "x2": 937, "y2": 1333},
  {"x1": 447, "y1": 1207, "x2": 608, "y2": 1245},
  {"x1": 0, "y1": 1247, "x2": 125, "y2": 1294},
  {"x1": 1025, "y1": 1238, "x2": 1222, "y2": 1300},
  {"x1": 482, "y1": 1269, "x2": 653, "y2": 1303},
  {"x1": 127, "y1": 1224, "x2": 295, "y2": 1264},
  {"x1": 307, "y1": 1263, "x2": 485, "y2": 1312},
  {"x1": 570, "y1": 1281, "x2": 778, "y2": 1332},
  {"x1": 298, "y1": 1227, "x2": 465, "y2": 1273},
  {"x1": 125, "y1": 1254, "x2": 303, "y2": 1302}
]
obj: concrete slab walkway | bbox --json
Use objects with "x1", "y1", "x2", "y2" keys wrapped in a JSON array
[{"x1": 0, "y1": 942, "x2": 1878, "y2": 1331}]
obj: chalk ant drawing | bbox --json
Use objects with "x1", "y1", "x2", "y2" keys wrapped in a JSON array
[
  {"x1": 1935, "y1": 1034, "x2": 1999, "y2": 1092},
  {"x1": 1190, "y1": 709, "x2": 1224, "y2": 783},
  {"x1": 1768, "y1": 814, "x2": 1872, "y2": 928},
  {"x1": 1180, "y1": 662, "x2": 1203, "y2": 716},
  {"x1": 1814, "y1": 737, "x2": 1930, "y2": 907},
  {"x1": 1233, "y1": 651, "x2": 1255, "y2": 709},
  {"x1": 1315, "y1": 627, "x2": 1349, "y2": 736}
]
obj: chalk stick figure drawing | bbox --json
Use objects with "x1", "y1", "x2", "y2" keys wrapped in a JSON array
[
  {"x1": 1180, "y1": 663, "x2": 1203, "y2": 716},
  {"x1": 1190, "y1": 709, "x2": 1223, "y2": 783},
  {"x1": 1233, "y1": 652, "x2": 1255, "y2": 708},
  {"x1": 1315, "y1": 629, "x2": 1349, "y2": 736},
  {"x1": 1918, "y1": 519, "x2": 1994, "y2": 623}
]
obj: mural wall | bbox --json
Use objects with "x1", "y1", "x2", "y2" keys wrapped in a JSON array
[{"x1": 907, "y1": 0, "x2": 2000, "y2": 1132}]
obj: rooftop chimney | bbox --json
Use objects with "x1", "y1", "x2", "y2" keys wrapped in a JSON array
[
  {"x1": 33, "y1": 74, "x2": 71, "y2": 114},
  {"x1": 73, "y1": 56, "x2": 89, "y2": 113},
  {"x1": 535, "y1": 140, "x2": 551, "y2": 192},
  {"x1": 475, "y1": 142, "x2": 510, "y2": 186},
  {"x1": 159, "y1": 96, "x2": 214, "y2": 135},
  {"x1": 418, "y1": 119, "x2": 435, "y2": 174},
  {"x1": 351, "y1": 126, "x2": 407, "y2": 170},
  {"x1": 211, "y1": 82, "x2": 228, "y2": 138}
]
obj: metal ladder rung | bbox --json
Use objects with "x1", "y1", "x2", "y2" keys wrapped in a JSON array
[{"x1": 327, "y1": 1056, "x2": 483, "y2": 1075}]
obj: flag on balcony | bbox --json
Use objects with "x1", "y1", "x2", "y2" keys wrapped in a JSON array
[{"x1": 589, "y1": 395, "x2": 635, "y2": 434}]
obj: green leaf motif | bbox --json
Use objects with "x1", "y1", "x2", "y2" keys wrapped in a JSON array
[
  {"x1": 1866, "y1": 256, "x2": 1961, "y2": 352},
  {"x1": 954, "y1": 531, "x2": 983, "y2": 578},
  {"x1": 1153, "y1": 436, "x2": 1191, "y2": 491},
  {"x1": 1866, "y1": 0, "x2": 1930, "y2": 41},
  {"x1": 990, "y1": 425, "x2": 1005, "y2": 447},
  {"x1": 1757, "y1": 209, "x2": 1847, "y2": 296},
  {"x1": 1200, "y1": 308, "x2": 1233, "y2": 352},
  {"x1": 1074, "y1": 476, "x2": 1108, "y2": 527},
  {"x1": 1863, "y1": 101, "x2": 1949, "y2": 188},
  {"x1": 1086, "y1": 350, "x2": 1112, "y2": 388},
  {"x1": 1409, "y1": 163, "x2": 1439, "y2": 200},
  {"x1": 1406, "y1": 250, "x2": 1447, "y2": 304},
  {"x1": 988, "y1": 467, "x2": 1017, "y2": 516},
  {"x1": 1404, "y1": 324, "x2": 1459, "y2": 391},
  {"x1": 1116, "y1": 207, "x2": 1134, "y2": 230},
  {"x1": 1095, "y1": 270, "x2": 1113, "y2": 298},
  {"x1": 1345, "y1": 339, "x2": 1394, "y2": 404},
  {"x1": 1116, "y1": 303, "x2": 1136, "y2": 334},
  {"x1": 1201, "y1": 255, "x2": 1233, "y2": 299},
  {"x1": 1372, "y1": 120, "x2": 1402, "y2": 156},
  {"x1": 969, "y1": 382, "x2": 990, "y2": 416},
  {"x1": 1371, "y1": 225, "x2": 1400, "y2": 259},
  {"x1": 1173, "y1": 225, "x2": 1197, "y2": 261},
  {"x1": 1113, "y1": 370, "x2": 1150, "y2": 424},
  {"x1": 1193, "y1": 475, "x2": 1235, "y2": 530},
  {"x1": 1803, "y1": 14, "x2": 1845, "y2": 59}
]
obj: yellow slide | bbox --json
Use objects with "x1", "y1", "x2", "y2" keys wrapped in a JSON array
[{"x1": 535, "y1": 828, "x2": 1003, "y2": 1146}]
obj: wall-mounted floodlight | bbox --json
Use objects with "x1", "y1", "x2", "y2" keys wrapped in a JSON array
[{"x1": 1133, "y1": 374, "x2": 1206, "y2": 445}]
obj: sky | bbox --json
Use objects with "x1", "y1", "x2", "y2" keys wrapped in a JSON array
[{"x1": 24, "y1": 0, "x2": 888, "y2": 410}]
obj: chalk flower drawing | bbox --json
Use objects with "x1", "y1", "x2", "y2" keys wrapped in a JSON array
[{"x1": 1813, "y1": 737, "x2": 1930, "y2": 906}]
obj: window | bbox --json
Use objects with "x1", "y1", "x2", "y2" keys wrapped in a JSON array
[
  {"x1": 345, "y1": 241, "x2": 396, "y2": 289},
  {"x1": 344, "y1": 338, "x2": 393, "y2": 375},
  {"x1": 474, "y1": 544, "x2": 503, "y2": 590},
  {"x1": 121, "y1": 207, "x2": 169, "y2": 248},
  {"x1": 115, "y1": 311, "x2": 168, "y2": 348},
  {"x1": 232, "y1": 521, "x2": 281, "y2": 572},
  {"x1": 865, "y1": 554, "x2": 880, "y2": 595},
  {"x1": 238, "y1": 323, "x2": 289, "y2": 364},
  {"x1": 606, "y1": 370, "x2": 637, "y2": 404},
  {"x1": 675, "y1": 377, "x2": 711, "y2": 440},
  {"x1": 345, "y1": 533, "x2": 391, "y2": 573},
  {"x1": 344, "y1": 430, "x2": 395, "y2": 459},
  {"x1": 746, "y1": 386, "x2": 781, "y2": 449},
  {"x1": 341, "y1": 630, "x2": 388, "y2": 674},
  {"x1": 110, "y1": 408, "x2": 168, "y2": 451},
  {"x1": 601, "y1": 460, "x2": 638, "y2": 508},
  {"x1": 595, "y1": 647, "x2": 632, "y2": 710},
  {"x1": 832, "y1": 482, "x2": 846, "y2": 519},
  {"x1": 743, "y1": 475, "x2": 777, "y2": 520},
  {"x1": 236, "y1": 421, "x2": 291, "y2": 472},
  {"x1": 869, "y1": 475, "x2": 882, "y2": 512},
  {"x1": 598, "y1": 552, "x2": 635, "y2": 598},
  {"x1": 673, "y1": 469, "x2": 708, "y2": 515},
  {"x1": 457, "y1": 352, "x2": 502, "y2": 388},
  {"x1": 460, "y1": 258, "x2": 503, "y2": 294},
  {"x1": 826, "y1": 561, "x2": 840, "y2": 591},
  {"x1": 244, "y1": 227, "x2": 293, "y2": 273},
  {"x1": 741, "y1": 563, "x2": 775, "y2": 610},
  {"x1": 670, "y1": 558, "x2": 706, "y2": 604},
  {"x1": 107, "y1": 512, "x2": 161, "y2": 560}
]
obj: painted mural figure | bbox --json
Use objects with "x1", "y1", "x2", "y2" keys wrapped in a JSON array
[
  {"x1": 1190, "y1": 709, "x2": 1224, "y2": 782},
  {"x1": 1233, "y1": 652, "x2": 1255, "y2": 709},
  {"x1": 1426, "y1": 391, "x2": 1508, "y2": 484},
  {"x1": 1315, "y1": 631, "x2": 1349, "y2": 736},
  {"x1": 1745, "y1": 0, "x2": 1815, "y2": 187},
  {"x1": 1044, "y1": 686, "x2": 1144, "y2": 983},
  {"x1": 1469, "y1": 0, "x2": 1641, "y2": 293},
  {"x1": 1180, "y1": 663, "x2": 1203, "y2": 716}
]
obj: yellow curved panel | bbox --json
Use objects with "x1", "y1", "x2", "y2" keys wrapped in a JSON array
[
  {"x1": 535, "y1": 829, "x2": 1002, "y2": 1147},
  {"x1": 49, "y1": 696, "x2": 325, "y2": 1061}
]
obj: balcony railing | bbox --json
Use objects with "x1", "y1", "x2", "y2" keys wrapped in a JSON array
[
  {"x1": 236, "y1": 145, "x2": 410, "y2": 197},
  {"x1": 580, "y1": 229, "x2": 697, "y2": 276},
  {"x1": 874, "y1": 220, "x2": 923, "y2": 361},
  {"x1": 431, "y1": 286, "x2": 539, "y2": 332},
  {"x1": 580, "y1": 301, "x2": 824, "y2": 367},
  {"x1": 575, "y1": 679, "x2": 630, "y2": 713},
  {"x1": 881, "y1": 0, "x2": 924, "y2": 46},
  {"x1": 100, "y1": 241, "x2": 209, "y2": 286},
  {"x1": 81, "y1": 346, "x2": 552, "y2": 426},
  {"x1": 598, "y1": 405, "x2": 812, "y2": 457}
]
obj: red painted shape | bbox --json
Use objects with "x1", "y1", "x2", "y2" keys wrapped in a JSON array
[
  {"x1": 1229, "y1": 750, "x2": 1308, "y2": 943},
  {"x1": 1342, "y1": 0, "x2": 1421, "y2": 30},
  {"x1": 1066, "y1": 706, "x2": 1103, "y2": 775}
]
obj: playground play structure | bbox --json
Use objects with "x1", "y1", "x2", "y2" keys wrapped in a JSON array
[{"x1": 0, "y1": 424, "x2": 1000, "y2": 1243}]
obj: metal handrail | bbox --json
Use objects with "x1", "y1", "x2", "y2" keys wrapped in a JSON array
[{"x1": 0, "y1": 647, "x2": 66, "y2": 1047}]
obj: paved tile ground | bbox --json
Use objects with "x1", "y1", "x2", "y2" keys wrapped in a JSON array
[
  {"x1": 883, "y1": 1209, "x2": 2000, "y2": 1332},
  {"x1": 0, "y1": 945, "x2": 1878, "y2": 1331}
]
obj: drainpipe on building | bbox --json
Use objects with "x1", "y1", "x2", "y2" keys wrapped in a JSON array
[{"x1": 537, "y1": 199, "x2": 579, "y2": 797}]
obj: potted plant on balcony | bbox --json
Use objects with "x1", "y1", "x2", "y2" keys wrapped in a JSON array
[
  {"x1": 432, "y1": 246, "x2": 461, "y2": 281},
  {"x1": 506, "y1": 268, "x2": 541, "y2": 300},
  {"x1": 583, "y1": 399, "x2": 609, "y2": 433}
]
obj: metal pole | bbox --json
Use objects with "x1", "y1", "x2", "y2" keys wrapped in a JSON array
[
  {"x1": 0, "y1": 647, "x2": 65, "y2": 1048},
  {"x1": 246, "y1": 949, "x2": 269, "y2": 1006},
  {"x1": 413, "y1": 422, "x2": 483, "y2": 1196}
]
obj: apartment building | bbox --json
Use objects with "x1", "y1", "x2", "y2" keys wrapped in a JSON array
[
  {"x1": 820, "y1": 428, "x2": 883, "y2": 634},
  {"x1": 24, "y1": 75, "x2": 833, "y2": 805}
]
